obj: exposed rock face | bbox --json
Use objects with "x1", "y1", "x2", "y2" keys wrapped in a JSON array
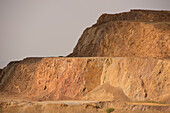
[
  {"x1": 0, "y1": 57, "x2": 104, "y2": 100},
  {"x1": 0, "y1": 10, "x2": 169, "y2": 109},
  {"x1": 69, "y1": 10, "x2": 170, "y2": 59},
  {"x1": 0, "y1": 57, "x2": 169, "y2": 102},
  {"x1": 101, "y1": 58, "x2": 170, "y2": 101}
]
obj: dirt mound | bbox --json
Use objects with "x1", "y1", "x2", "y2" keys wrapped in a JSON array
[
  {"x1": 69, "y1": 10, "x2": 170, "y2": 59},
  {"x1": 83, "y1": 83, "x2": 130, "y2": 102}
]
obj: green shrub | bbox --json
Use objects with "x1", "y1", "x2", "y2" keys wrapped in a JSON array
[{"x1": 106, "y1": 108, "x2": 114, "y2": 113}]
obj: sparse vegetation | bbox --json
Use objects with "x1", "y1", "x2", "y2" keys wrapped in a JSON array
[{"x1": 106, "y1": 108, "x2": 114, "y2": 113}]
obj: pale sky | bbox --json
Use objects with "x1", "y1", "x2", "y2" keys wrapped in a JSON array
[{"x1": 0, "y1": 0, "x2": 170, "y2": 68}]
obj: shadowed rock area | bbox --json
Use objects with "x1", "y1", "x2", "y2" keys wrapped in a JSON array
[
  {"x1": 0, "y1": 10, "x2": 170, "y2": 113},
  {"x1": 0, "y1": 69, "x2": 2, "y2": 78}
]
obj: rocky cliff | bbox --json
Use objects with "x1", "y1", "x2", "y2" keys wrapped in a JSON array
[
  {"x1": 69, "y1": 10, "x2": 170, "y2": 59},
  {"x1": 0, "y1": 10, "x2": 170, "y2": 106},
  {"x1": 0, "y1": 57, "x2": 104, "y2": 100},
  {"x1": 0, "y1": 57, "x2": 169, "y2": 102}
]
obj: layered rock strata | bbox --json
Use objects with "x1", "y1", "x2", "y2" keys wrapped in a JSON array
[{"x1": 0, "y1": 57, "x2": 169, "y2": 102}]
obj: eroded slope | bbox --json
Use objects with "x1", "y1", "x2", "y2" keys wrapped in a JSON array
[{"x1": 69, "y1": 10, "x2": 170, "y2": 58}]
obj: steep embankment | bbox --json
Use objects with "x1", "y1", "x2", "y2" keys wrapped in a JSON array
[
  {"x1": 69, "y1": 10, "x2": 170, "y2": 59},
  {"x1": 0, "y1": 57, "x2": 169, "y2": 102}
]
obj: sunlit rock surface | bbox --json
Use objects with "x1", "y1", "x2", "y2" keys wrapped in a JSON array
[
  {"x1": 69, "y1": 10, "x2": 170, "y2": 59},
  {"x1": 0, "y1": 57, "x2": 169, "y2": 102}
]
